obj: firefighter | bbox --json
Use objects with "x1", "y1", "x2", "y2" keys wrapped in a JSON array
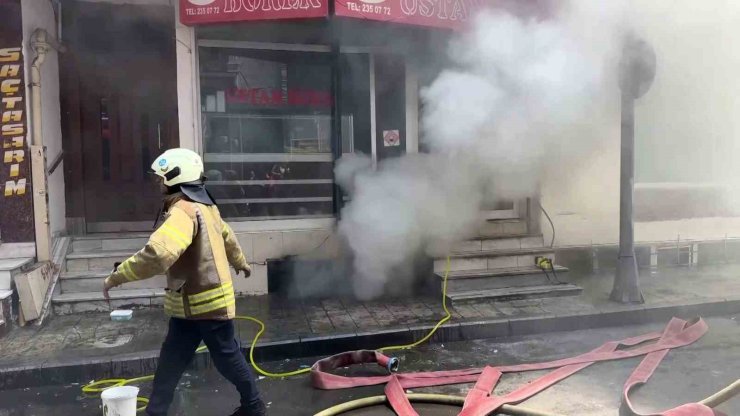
[{"x1": 102, "y1": 148, "x2": 267, "y2": 416}]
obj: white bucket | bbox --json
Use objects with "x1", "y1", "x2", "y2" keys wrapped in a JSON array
[{"x1": 101, "y1": 386, "x2": 139, "y2": 416}]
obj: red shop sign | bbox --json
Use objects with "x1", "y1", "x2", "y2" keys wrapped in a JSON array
[
  {"x1": 226, "y1": 87, "x2": 332, "y2": 107},
  {"x1": 334, "y1": 0, "x2": 481, "y2": 30},
  {"x1": 179, "y1": 0, "x2": 329, "y2": 25}
]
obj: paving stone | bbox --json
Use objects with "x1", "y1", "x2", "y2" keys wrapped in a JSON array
[
  {"x1": 406, "y1": 301, "x2": 438, "y2": 320},
  {"x1": 492, "y1": 301, "x2": 523, "y2": 316},
  {"x1": 363, "y1": 302, "x2": 402, "y2": 327},
  {"x1": 340, "y1": 302, "x2": 379, "y2": 330},
  {"x1": 422, "y1": 298, "x2": 463, "y2": 319},
  {"x1": 468, "y1": 302, "x2": 504, "y2": 318},
  {"x1": 305, "y1": 310, "x2": 334, "y2": 334},
  {"x1": 510, "y1": 299, "x2": 543, "y2": 308},
  {"x1": 326, "y1": 310, "x2": 357, "y2": 331},
  {"x1": 385, "y1": 301, "x2": 419, "y2": 324},
  {"x1": 321, "y1": 299, "x2": 345, "y2": 312},
  {"x1": 450, "y1": 304, "x2": 484, "y2": 319}
]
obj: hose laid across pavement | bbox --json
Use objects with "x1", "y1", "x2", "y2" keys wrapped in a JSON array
[
  {"x1": 82, "y1": 257, "x2": 453, "y2": 411},
  {"x1": 313, "y1": 379, "x2": 740, "y2": 416},
  {"x1": 313, "y1": 393, "x2": 564, "y2": 416}
]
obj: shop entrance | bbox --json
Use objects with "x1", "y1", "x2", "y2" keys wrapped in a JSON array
[{"x1": 61, "y1": 1, "x2": 179, "y2": 233}]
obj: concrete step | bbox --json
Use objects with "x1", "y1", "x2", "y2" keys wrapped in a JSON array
[
  {"x1": 71, "y1": 233, "x2": 149, "y2": 253},
  {"x1": 52, "y1": 288, "x2": 164, "y2": 315},
  {"x1": 0, "y1": 289, "x2": 12, "y2": 338},
  {"x1": 477, "y1": 219, "x2": 528, "y2": 238},
  {"x1": 0, "y1": 258, "x2": 33, "y2": 291},
  {"x1": 59, "y1": 271, "x2": 166, "y2": 293},
  {"x1": 447, "y1": 283, "x2": 582, "y2": 303},
  {"x1": 451, "y1": 235, "x2": 545, "y2": 253},
  {"x1": 65, "y1": 250, "x2": 134, "y2": 273},
  {"x1": 434, "y1": 247, "x2": 555, "y2": 273},
  {"x1": 437, "y1": 266, "x2": 569, "y2": 292}
]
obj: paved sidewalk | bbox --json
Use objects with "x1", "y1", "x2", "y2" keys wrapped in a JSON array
[
  {"x1": 3, "y1": 316, "x2": 738, "y2": 415},
  {"x1": 1, "y1": 263, "x2": 740, "y2": 389}
]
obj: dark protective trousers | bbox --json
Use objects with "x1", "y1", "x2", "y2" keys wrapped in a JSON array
[{"x1": 146, "y1": 318, "x2": 264, "y2": 416}]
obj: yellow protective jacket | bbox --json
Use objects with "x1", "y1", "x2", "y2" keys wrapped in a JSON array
[{"x1": 105, "y1": 194, "x2": 249, "y2": 320}]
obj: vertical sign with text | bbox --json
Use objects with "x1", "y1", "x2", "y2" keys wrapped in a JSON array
[{"x1": 0, "y1": 0, "x2": 34, "y2": 243}]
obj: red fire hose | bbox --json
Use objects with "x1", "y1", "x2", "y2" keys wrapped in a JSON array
[{"x1": 312, "y1": 318, "x2": 733, "y2": 416}]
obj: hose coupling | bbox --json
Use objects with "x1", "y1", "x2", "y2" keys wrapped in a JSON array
[{"x1": 387, "y1": 357, "x2": 400, "y2": 373}]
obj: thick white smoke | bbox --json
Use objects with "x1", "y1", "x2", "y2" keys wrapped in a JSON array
[{"x1": 337, "y1": 0, "x2": 629, "y2": 300}]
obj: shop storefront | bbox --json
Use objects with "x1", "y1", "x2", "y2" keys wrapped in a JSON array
[
  {"x1": 58, "y1": 0, "x2": 540, "y2": 235},
  {"x1": 178, "y1": 0, "x2": 548, "y2": 227},
  {"x1": 184, "y1": 7, "x2": 458, "y2": 225},
  {"x1": 169, "y1": 0, "x2": 544, "y2": 294},
  {"x1": 55, "y1": 0, "x2": 542, "y2": 295},
  {"x1": 56, "y1": 0, "x2": 460, "y2": 293}
]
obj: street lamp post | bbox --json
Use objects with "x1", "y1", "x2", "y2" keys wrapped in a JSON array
[{"x1": 610, "y1": 36, "x2": 656, "y2": 303}]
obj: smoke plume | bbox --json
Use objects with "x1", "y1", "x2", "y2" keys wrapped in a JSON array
[{"x1": 337, "y1": 0, "x2": 629, "y2": 300}]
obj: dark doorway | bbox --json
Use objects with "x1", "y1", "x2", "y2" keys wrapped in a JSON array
[{"x1": 61, "y1": 1, "x2": 179, "y2": 233}]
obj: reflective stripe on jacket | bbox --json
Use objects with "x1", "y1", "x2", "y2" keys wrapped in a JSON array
[{"x1": 106, "y1": 194, "x2": 249, "y2": 320}]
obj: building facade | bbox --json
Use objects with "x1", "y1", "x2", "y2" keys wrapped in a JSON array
[
  {"x1": 3, "y1": 0, "x2": 740, "y2": 311},
  {"x1": 54, "y1": 0, "x2": 473, "y2": 295}
]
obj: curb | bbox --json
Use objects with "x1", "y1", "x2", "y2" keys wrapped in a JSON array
[{"x1": 1, "y1": 297, "x2": 739, "y2": 390}]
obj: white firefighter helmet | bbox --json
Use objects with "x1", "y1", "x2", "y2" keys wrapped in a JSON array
[{"x1": 151, "y1": 148, "x2": 204, "y2": 187}]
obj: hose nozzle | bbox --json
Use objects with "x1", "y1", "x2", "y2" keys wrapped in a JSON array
[{"x1": 535, "y1": 256, "x2": 553, "y2": 270}]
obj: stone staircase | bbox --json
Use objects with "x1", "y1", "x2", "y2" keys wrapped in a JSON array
[
  {"x1": 434, "y1": 219, "x2": 582, "y2": 303},
  {"x1": 52, "y1": 234, "x2": 166, "y2": 315}
]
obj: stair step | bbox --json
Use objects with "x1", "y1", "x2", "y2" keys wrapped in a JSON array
[
  {"x1": 485, "y1": 218, "x2": 525, "y2": 223},
  {"x1": 72, "y1": 234, "x2": 149, "y2": 252},
  {"x1": 65, "y1": 250, "x2": 135, "y2": 272},
  {"x1": 0, "y1": 257, "x2": 34, "y2": 291},
  {"x1": 52, "y1": 288, "x2": 164, "y2": 315},
  {"x1": 478, "y1": 219, "x2": 527, "y2": 238},
  {"x1": 73, "y1": 232, "x2": 150, "y2": 241},
  {"x1": 467, "y1": 233, "x2": 532, "y2": 240},
  {"x1": 438, "y1": 266, "x2": 568, "y2": 292},
  {"x1": 449, "y1": 247, "x2": 554, "y2": 259},
  {"x1": 53, "y1": 288, "x2": 164, "y2": 301},
  {"x1": 60, "y1": 271, "x2": 166, "y2": 293},
  {"x1": 451, "y1": 235, "x2": 545, "y2": 253},
  {"x1": 0, "y1": 290, "x2": 12, "y2": 338},
  {"x1": 434, "y1": 248, "x2": 555, "y2": 273},
  {"x1": 447, "y1": 284, "x2": 582, "y2": 303},
  {"x1": 66, "y1": 250, "x2": 136, "y2": 260},
  {"x1": 437, "y1": 265, "x2": 568, "y2": 280},
  {"x1": 62, "y1": 271, "x2": 119, "y2": 279}
]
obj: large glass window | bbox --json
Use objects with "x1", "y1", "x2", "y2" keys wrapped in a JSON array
[
  {"x1": 340, "y1": 53, "x2": 371, "y2": 155},
  {"x1": 199, "y1": 47, "x2": 336, "y2": 220}
]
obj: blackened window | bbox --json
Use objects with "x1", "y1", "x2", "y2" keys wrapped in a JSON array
[{"x1": 199, "y1": 47, "x2": 335, "y2": 220}]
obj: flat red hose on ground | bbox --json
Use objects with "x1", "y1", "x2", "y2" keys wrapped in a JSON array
[{"x1": 311, "y1": 318, "x2": 724, "y2": 416}]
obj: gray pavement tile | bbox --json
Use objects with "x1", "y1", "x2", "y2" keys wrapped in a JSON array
[{"x1": 450, "y1": 304, "x2": 484, "y2": 319}]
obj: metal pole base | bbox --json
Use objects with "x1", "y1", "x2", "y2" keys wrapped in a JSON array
[{"x1": 610, "y1": 255, "x2": 644, "y2": 304}]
